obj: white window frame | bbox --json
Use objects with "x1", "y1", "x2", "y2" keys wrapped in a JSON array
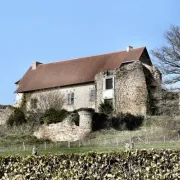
[{"x1": 103, "y1": 71, "x2": 114, "y2": 90}]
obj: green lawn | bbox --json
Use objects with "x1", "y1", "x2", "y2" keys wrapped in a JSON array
[{"x1": 0, "y1": 141, "x2": 179, "y2": 157}]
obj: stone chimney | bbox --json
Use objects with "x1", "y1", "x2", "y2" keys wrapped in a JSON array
[
  {"x1": 32, "y1": 61, "x2": 41, "y2": 70},
  {"x1": 126, "y1": 46, "x2": 133, "y2": 52}
]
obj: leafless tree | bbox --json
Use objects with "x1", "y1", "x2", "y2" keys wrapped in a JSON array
[
  {"x1": 151, "y1": 25, "x2": 180, "y2": 89},
  {"x1": 152, "y1": 88, "x2": 179, "y2": 116},
  {"x1": 36, "y1": 91, "x2": 65, "y2": 112},
  {"x1": 26, "y1": 91, "x2": 65, "y2": 123}
]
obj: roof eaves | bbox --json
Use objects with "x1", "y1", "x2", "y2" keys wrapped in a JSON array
[{"x1": 15, "y1": 80, "x2": 95, "y2": 93}]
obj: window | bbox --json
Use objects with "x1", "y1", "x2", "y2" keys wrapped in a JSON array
[
  {"x1": 105, "y1": 78, "x2": 113, "y2": 89},
  {"x1": 67, "y1": 92, "x2": 74, "y2": 105},
  {"x1": 89, "y1": 89, "x2": 96, "y2": 102},
  {"x1": 104, "y1": 71, "x2": 113, "y2": 76},
  {"x1": 31, "y1": 98, "x2": 37, "y2": 109}
]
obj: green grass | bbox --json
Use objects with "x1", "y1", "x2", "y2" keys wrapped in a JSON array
[
  {"x1": 0, "y1": 141, "x2": 179, "y2": 157},
  {"x1": 0, "y1": 115, "x2": 179, "y2": 157}
]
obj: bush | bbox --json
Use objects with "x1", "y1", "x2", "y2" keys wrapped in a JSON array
[
  {"x1": 26, "y1": 110, "x2": 44, "y2": 125},
  {"x1": 92, "y1": 112, "x2": 144, "y2": 131},
  {"x1": 6, "y1": 108, "x2": 26, "y2": 127},
  {"x1": 43, "y1": 108, "x2": 69, "y2": 125},
  {"x1": 112, "y1": 113, "x2": 144, "y2": 130},
  {"x1": 0, "y1": 150, "x2": 179, "y2": 179},
  {"x1": 98, "y1": 101, "x2": 114, "y2": 115},
  {"x1": 92, "y1": 113, "x2": 110, "y2": 131}
]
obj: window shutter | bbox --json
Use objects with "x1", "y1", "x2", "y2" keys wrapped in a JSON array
[
  {"x1": 71, "y1": 92, "x2": 74, "y2": 104},
  {"x1": 67, "y1": 93, "x2": 71, "y2": 105},
  {"x1": 67, "y1": 92, "x2": 74, "y2": 105},
  {"x1": 90, "y1": 89, "x2": 95, "y2": 102}
]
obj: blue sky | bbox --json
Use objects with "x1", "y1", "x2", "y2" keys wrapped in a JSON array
[{"x1": 0, "y1": 0, "x2": 180, "y2": 105}]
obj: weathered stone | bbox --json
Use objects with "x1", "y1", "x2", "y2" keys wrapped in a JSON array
[
  {"x1": 78, "y1": 110, "x2": 93, "y2": 132},
  {"x1": 15, "y1": 60, "x2": 162, "y2": 117},
  {"x1": 34, "y1": 110, "x2": 93, "y2": 142},
  {"x1": 0, "y1": 106, "x2": 13, "y2": 125},
  {"x1": 95, "y1": 70, "x2": 115, "y2": 112},
  {"x1": 16, "y1": 84, "x2": 96, "y2": 112},
  {"x1": 115, "y1": 61, "x2": 148, "y2": 116}
]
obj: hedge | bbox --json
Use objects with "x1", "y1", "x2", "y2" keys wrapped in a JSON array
[{"x1": 0, "y1": 149, "x2": 179, "y2": 179}]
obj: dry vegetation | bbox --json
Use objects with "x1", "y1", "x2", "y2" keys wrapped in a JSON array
[{"x1": 83, "y1": 115, "x2": 180, "y2": 147}]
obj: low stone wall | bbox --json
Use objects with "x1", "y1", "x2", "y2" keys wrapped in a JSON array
[
  {"x1": 0, "y1": 106, "x2": 12, "y2": 125},
  {"x1": 34, "y1": 110, "x2": 93, "y2": 142}
]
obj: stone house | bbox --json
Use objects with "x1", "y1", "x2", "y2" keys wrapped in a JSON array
[{"x1": 14, "y1": 46, "x2": 161, "y2": 116}]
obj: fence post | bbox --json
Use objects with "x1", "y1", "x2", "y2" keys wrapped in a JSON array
[
  {"x1": 78, "y1": 140, "x2": 81, "y2": 147},
  {"x1": 178, "y1": 133, "x2": 180, "y2": 141},
  {"x1": 116, "y1": 138, "x2": 119, "y2": 146},
  {"x1": 164, "y1": 136, "x2": 166, "y2": 143},
  {"x1": 44, "y1": 141, "x2": 47, "y2": 150},
  {"x1": 23, "y1": 142, "x2": 25, "y2": 151},
  {"x1": 68, "y1": 141, "x2": 70, "y2": 148}
]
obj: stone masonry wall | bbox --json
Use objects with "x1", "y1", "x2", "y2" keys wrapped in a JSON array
[
  {"x1": 0, "y1": 106, "x2": 13, "y2": 125},
  {"x1": 34, "y1": 110, "x2": 93, "y2": 142},
  {"x1": 78, "y1": 110, "x2": 93, "y2": 132},
  {"x1": 115, "y1": 61, "x2": 148, "y2": 116},
  {"x1": 17, "y1": 83, "x2": 95, "y2": 112},
  {"x1": 95, "y1": 72, "x2": 105, "y2": 112},
  {"x1": 95, "y1": 70, "x2": 115, "y2": 112},
  {"x1": 143, "y1": 64, "x2": 162, "y2": 86}
]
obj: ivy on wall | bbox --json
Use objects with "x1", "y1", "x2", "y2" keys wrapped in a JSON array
[{"x1": 20, "y1": 93, "x2": 32, "y2": 113}]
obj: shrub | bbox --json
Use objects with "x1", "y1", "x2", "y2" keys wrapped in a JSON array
[
  {"x1": 26, "y1": 110, "x2": 44, "y2": 125},
  {"x1": 112, "y1": 113, "x2": 144, "y2": 130},
  {"x1": 43, "y1": 108, "x2": 69, "y2": 125},
  {"x1": 98, "y1": 101, "x2": 114, "y2": 115},
  {"x1": 0, "y1": 150, "x2": 179, "y2": 179},
  {"x1": 6, "y1": 108, "x2": 26, "y2": 127},
  {"x1": 92, "y1": 113, "x2": 110, "y2": 131}
]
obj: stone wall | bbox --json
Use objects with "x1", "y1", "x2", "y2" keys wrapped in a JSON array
[
  {"x1": 143, "y1": 64, "x2": 162, "y2": 86},
  {"x1": 95, "y1": 70, "x2": 115, "y2": 111},
  {"x1": 0, "y1": 106, "x2": 13, "y2": 125},
  {"x1": 16, "y1": 83, "x2": 95, "y2": 112},
  {"x1": 115, "y1": 61, "x2": 148, "y2": 116},
  {"x1": 14, "y1": 93, "x2": 23, "y2": 107},
  {"x1": 78, "y1": 110, "x2": 93, "y2": 132},
  {"x1": 34, "y1": 110, "x2": 93, "y2": 142},
  {"x1": 95, "y1": 72, "x2": 105, "y2": 112},
  {"x1": 15, "y1": 62, "x2": 161, "y2": 117},
  {"x1": 95, "y1": 61, "x2": 157, "y2": 115}
]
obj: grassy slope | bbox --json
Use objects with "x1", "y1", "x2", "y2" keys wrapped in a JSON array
[
  {"x1": 0, "y1": 116, "x2": 180, "y2": 156},
  {"x1": 0, "y1": 141, "x2": 179, "y2": 157}
]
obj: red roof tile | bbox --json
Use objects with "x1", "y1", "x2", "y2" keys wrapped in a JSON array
[{"x1": 15, "y1": 47, "x2": 147, "y2": 93}]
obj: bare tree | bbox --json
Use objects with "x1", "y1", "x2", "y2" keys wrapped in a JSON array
[
  {"x1": 26, "y1": 91, "x2": 65, "y2": 123},
  {"x1": 37, "y1": 91, "x2": 65, "y2": 112},
  {"x1": 151, "y1": 25, "x2": 180, "y2": 89},
  {"x1": 152, "y1": 88, "x2": 180, "y2": 116}
]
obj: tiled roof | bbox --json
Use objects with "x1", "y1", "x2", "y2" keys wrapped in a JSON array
[{"x1": 15, "y1": 47, "x2": 146, "y2": 93}]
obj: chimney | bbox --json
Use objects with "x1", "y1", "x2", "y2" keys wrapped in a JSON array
[
  {"x1": 126, "y1": 46, "x2": 133, "y2": 52},
  {"x1": 32, "y1": 61, "x2": 42, "y2": 70}
]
